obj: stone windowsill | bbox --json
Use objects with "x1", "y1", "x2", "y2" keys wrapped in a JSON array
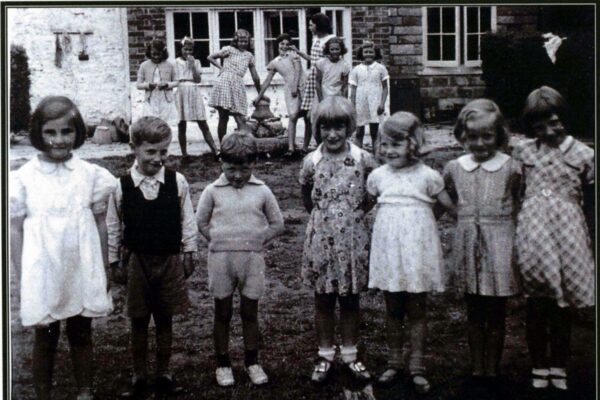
[{"x1": 419, "y1": 66, "x2": 483, "y2": 76}]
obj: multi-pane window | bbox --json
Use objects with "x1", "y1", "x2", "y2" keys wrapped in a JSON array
[
  {"x1": 423, "y1": 6, "x2": 496, "y2": 67},
  {"x1": 172, "y1": 12, "x2": 210, "y2": 67},
  {"x1": 263, "y1": 11, "x2": 300, "y2": 63},
  {"x1": 217, "y1": 11, "x2": 254, "y2": 50}
]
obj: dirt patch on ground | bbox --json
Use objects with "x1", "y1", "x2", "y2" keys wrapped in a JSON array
[{"x1": 10, "y1": 151, "x2": 594, "y2": 400}]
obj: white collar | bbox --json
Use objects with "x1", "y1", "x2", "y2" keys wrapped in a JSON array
[
  {"x1": 130, "y1": 161, "x2": 165, "y2": 187},
  {"x1": 457, "y1": 152, "x2": 510, "y2": 172},
  {"x1": 558, "y1": 135, "x2": 574, "y2": 153},
  {"x1": 213, "y1": 173, "x2": 264, "y2": 187},
  {"x1": 35, "y1": 153, "x2": 78, "y2": 173},
  {"x1": 310, "y1": 142, "x2": 363, "y2": 165}
]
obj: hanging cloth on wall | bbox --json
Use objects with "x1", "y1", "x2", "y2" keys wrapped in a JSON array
[
  {"x1": 54, "y1": 34, "x2": 63, "y2": 67},
  {"x1": 61, "y1": 33, "x2": 72, "y2": 54}
]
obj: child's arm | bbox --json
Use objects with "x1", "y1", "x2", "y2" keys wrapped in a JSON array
[
  {"x1": 190, "y1": 58, "x2": 202, "y2": 83},
  {"x1": 136, "y1": 63, "x2": 155, "y2": 91},
  {"x1": 162, "y1": 63, "x2": 178, "y2": 90},
  {"x1": 207, "y1": 48, "x2": 229, "y2": 70},
  {"x1": 340, "y1": 71, "x2": 349, "y2": 98},
  {"x1": 289, "y1": 44, "x2": 311, "y2": 62},
  {"x1": 261, "y1": 188, "x2": 285, "y2": 245},
  {"x1": 94, "y1": 211, "x2": 110, "y2": 291},
  {"x1": 315, "y1": 65, "x2": 323, "y2": 102},
  {"x1": 435, "y1": 190, "x2": 456, "y2": 219},
  {"x1": 379, "y1": 79, "x2": 388, "y2": 115},
  {"x1": 249, "y1": 63, "x2": 262, "y2": 94},
  {"x1": 291, "y1": 56, "x2": 301, "y2": 97},
  {"x1": 255, "y1": 69, "x2": 276, "y2": 104},
  {"x1": 178, "y1": 176, "x2": 198, "y2": 279},
  {"x1": 106, "y1": 189, "x2": 128, "y2": 284},
  {"x1": 10, "y1": 215, "x2": 25, "y2": 276},
  {"x1": 195, "y1": 186, "x2": 215, "y2": 242},
  {"x1": 349, "y1": 85, "x2": 357, "y2": 107},
  {"x1": 301, "y1": 183, "x2": 314, "y2": 213}
]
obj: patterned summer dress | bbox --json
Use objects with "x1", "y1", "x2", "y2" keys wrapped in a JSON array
[
  {"x1": 300, "y1": 34, "x2": 336, "y2": 112},
  {"x1": 299, "y1": 143, "x2": 377, "y2": 295},
  {"x1": 367, "y1": 162, "x2": 446, "y2": 293},
  {"x1": 349, "y1": 62, "x2": 389, "y2": 127},
  {"x1": 443, "y1": 153, "x2": 521, "y2": 296},
  {"x1": 209, "y1": 46, "x2": 255, "y2": 116},
  {"x1": 175, "y1": 57, "x2": 207, "y2": 121},
  {"x1": 513, "y1": 136, "x2": 595, "y2": 308}
]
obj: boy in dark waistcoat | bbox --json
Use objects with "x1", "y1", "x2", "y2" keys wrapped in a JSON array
[{"x1": 107, "y1": 116, "x2": 198, "y2": 398}]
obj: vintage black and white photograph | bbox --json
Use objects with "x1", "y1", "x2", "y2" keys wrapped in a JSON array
[{"x1": 6, "y1": 3, "x2": 596, "y2": 399}]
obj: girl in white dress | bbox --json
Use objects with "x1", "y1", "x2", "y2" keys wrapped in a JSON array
[
  {"x1": 10, "y1": 96, "x2": 116, "y2": 400},
  {"x1": 366, "y1": 112, "x2": 453, "y2": 393}
]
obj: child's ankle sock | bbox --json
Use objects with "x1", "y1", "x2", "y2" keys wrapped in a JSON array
[
  {"x1": 318, "y1": 347, "x2": 336, "y2": 362},
  {"x1": 340, "y1": 345, "x2": 358, "y2": 364},
  {"x1": 244, "y1": 349, "x2": 258, "y2": 367},
  {"x1": 217, "y1": 353, "x2": 232, "y2": 368}
]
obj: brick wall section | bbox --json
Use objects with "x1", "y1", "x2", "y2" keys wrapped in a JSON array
[
  {"x1": 496, "y1": 6, "x2": 539, "y2": 33},
  {"x1": 387, "y1": 7, "x2": 422, "y2": 77},
  {"x1": 350, "y1": 7, "x2": 390, "y2": 66},
  {"x1": 127, "y1": 7, "x2": 167, "y2": 81}
]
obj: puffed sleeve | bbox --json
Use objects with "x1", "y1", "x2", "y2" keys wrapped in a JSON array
[
  {"x1": 366, "y1": 168, "x2": 380, "y2": 197},
  {"x1": 349, "y1": 65, "x2": 359, "y2": 86},
  {"x1": 299, "y1": 155, "x2": 315, "y2": 186},
  {"x1": 266, "y1": 58, "x2": 277, "y2": 72},
  {"x1": 10, "y1": 171, "x2": 27, "y2": 218},
  {"x1": 427, "y1": 167, "x2": 445, "y2": 198},
  {"x1": 91, "y1": 166, "x2": 117, "y2": 214}
]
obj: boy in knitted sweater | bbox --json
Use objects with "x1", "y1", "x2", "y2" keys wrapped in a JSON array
[{"x1": 195, "y1": 132, "x2": 284, "y2": 387}]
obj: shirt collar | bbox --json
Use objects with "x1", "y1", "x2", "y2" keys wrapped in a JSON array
[
  {"x1": 130, "y1": 161, "x2": 165, "y2": 187},
  {"x1": 558, "y1": 135, "x2": 574, "y2": 153},
  {"x1": 213, "y1": 173, "x2": 264, "y2": 187},
  {"x1": 310, "y1": 142, "x2": 363, "y2": 166},
  {"x1": 35, "y1": 153, "x2": 79, "y2": 173},
  {"x1": 457, "y1": 152, "x2": 510, "y2": 172}
]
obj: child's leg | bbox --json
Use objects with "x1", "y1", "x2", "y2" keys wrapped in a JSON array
[
  {"x1": 526, "y1": 297, "x2": 550, "y2": 369},
  {"x1": 484, "y1": 297, "x2": 507, "y2": 377},
  {"x1": 383, "y1": 291, "x2": 407, "y2": 370},
  {"x1": 154, "y1": 313, "x2": 173, "y2": 377},
  {"x1": 369, "y1": 123, "x2": 379, "y2": 149},
  {"x1": 233, "y1": 114, "x2": 246, "y2": 130},
  {"x1": 354, "y1": 126, "x2": 365, "y2": 148},
  {"x1": 130, "y1": 315, "x2": 151, "y2": 381},
  {"x1": 214, "y1": 296, "x2": 234, "y2": 366},
  {"x1": 217, "y1": 109, "x2": 229, "y2": 142},
  {"x1": 314, "y1": 292, "x2": 336, "y2": 361},
  {"x1": 339, "y1": 293, "x2": 360, "y2": 363},
  {"x1": 465, "y1": 294, "x2": 486, "y2": 376},
  {"x1": 406, "y1": 293, "x2": 427, "y2": 376},
  {"x1": 548, "y1": 303, "x2": 571, "y2": 369},
  {"x1": 33, "y1": 321, "x2": 60, "y2": 400},
  {"x1": 197, "y1": 120, "x2": 219, "y2": 155},
  {"x1": 287, "y1": 113, "x2": 299, "y2": 152},
  {"x1": 240, "y1": 296, "x2": 259, "y2": 366},
  {"x1": 66, "y1": 316, "x2": 93, "y2": 394},
  {"x1": 177, "y1": 121, "x2": 188, "y2": 157},
  {"x1": 301, "y1": 111, "x2": 312, "y2": 151}
]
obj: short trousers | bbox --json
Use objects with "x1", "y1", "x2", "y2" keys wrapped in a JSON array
[
  {"x1": 207, "y1": 251, "x2": 266, "y2": 300},
  {"x1": 127, "y1": 252, "x2": 189, "y2": 318}
]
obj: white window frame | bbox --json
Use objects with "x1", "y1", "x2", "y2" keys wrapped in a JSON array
[
  {"x1": 258, "y1": 9, "x2": 307, "y2": 70},
  {"x1": 321, "y1": 6, "x2": 353, "y2": 65},
  {"x1": 463, "y1": 6, "x2": 497, "y2": 67},
  {"x1": 422, "y1": 6, "x2": 496, "y2": 69}
]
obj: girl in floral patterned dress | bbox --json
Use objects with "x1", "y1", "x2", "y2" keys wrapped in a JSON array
[
  {"x1": 208, "y1": 29, "x2": 262, "y2": 141},
  {"x1": 299, "y1": 96, "x2": 377, "y2": 384},
  {"x1": 514, "y1": 86, "x2": 595, "y2": 392}
]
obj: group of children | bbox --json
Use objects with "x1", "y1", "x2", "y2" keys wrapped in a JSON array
[
  {"x1": 10, "y1": 80, "x2": 594, "y2": 399},
  {"x1": 137, "y1": 12, "x2": 389, "y2": 158}
]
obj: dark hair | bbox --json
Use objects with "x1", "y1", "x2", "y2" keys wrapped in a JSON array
[
  {"x1": 231, "y1": 29, "x2": 252, "y2": 50},
  {"x1": 145, "y1": 39, "x2": 169, "y2": 61},
  {"x1": 220, "y1": 131, "x2": 258, "y2": 164},
  {"x1": 276, "y1": 33, "x2": 292, "y2": 43},
  {"x1": 129, "y1": 116, "x2": 172, "y2": 146},
  {"x1": 29, "y1": 96, "x2": 87, "y2": 152},
  {"x1": 310, "y1": 13, "x2": 331, "y2": 34},
  {"x1": 312, "y1": 96, "x2": 356, "y2": 139},
  {"x1": 356, "y1": 42, "x2": 382, "y2": 61},
  {"x1": 377, "y1": 112, "x2": 424, "y2": 160},
  {"x1": 454, "y1": 98, "x2": 508, "y2": 149},
  {"x1": 522, "y1": 86, "x2": 569, "y2": 137},
  {"x1": 322, "y1": 37, "x2": 347, "y2": 57}
]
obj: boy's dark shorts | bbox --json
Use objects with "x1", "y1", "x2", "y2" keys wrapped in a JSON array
[{"x1": 127, "y1": 252, "x2": 189, "y2": 318}]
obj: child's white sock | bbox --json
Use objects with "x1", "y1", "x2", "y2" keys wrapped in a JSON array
[
  {"x1": 340, "y1": 345, "x2": 358, "y2": 364},
  {"x1": 531, "y1": 368, "x2": 549, "y2": 389},
  {"x1": 318, "y1": 347, "x2": 336, "y2": 362},
  {"x1": 549, "y1": 367, "x2": 567, "y2": 390}
]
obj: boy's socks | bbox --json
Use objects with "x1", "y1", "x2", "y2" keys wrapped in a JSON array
[
  {"x1": 217, "y1": 353, "x2": 232, "y2": 368},
  {"x1": 340, "y1": 345, "x2": 358, "y2": 364},
  {"x1": 318, "y1": 346, "x2": 336, "y2": 362},
  {"x1": 244, "y1": 349, "x2": 259, "y2": 367}
]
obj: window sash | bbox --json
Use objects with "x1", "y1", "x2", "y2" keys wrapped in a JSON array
[
  {"x1": 322, "y1": 6, "x2": 353, "y2": 65},
  {"x1": 463, "y1": 6, "x2": 497, "y2": 67},
  {"x1": 422, "y1": 6, "x2": 460, "y2": 67}
]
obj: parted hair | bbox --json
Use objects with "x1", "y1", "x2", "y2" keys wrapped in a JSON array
[
  {"x1": 454, "y1": 98, "x2": 508, "y2": 149},
  {"x1": 220, "y1": 131, "x2": 258, "y2": 164},
  {"x1": 322, "y1": 37, "x2": 348, "y2": 57},
  {"x1": 29, "y1": 96, "x2": 87, "y2": 152},
  {"x1": 312, "y1": 96, "x2": 356, "y2": 139},
  {"x1": 377, "y1": 111, "x2": 424, "y2": 160},
  {"x1": 522, "y1": 86, "x2": 569, "y2": 137},
  {"x1": 129, "y1": 116, "x2": 172, "y2": 147},
  {"x1": 145, "y1": 38, "x2": 169, "y2": 61}
]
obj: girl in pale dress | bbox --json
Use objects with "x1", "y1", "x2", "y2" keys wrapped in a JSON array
[
  {"x1": 137, "y1": 39, "x2": 178, "y2": 124},
  {"x1": 443, "y1": 99, "x2": 521, "y2": 393},
  {"x1": 255, "y1": 33, "x2": 306, "y2": 155},
  {"x1": 208, "y1": 29, "x2": 262, "y2": 141},
  {"x1": 349, "y1": 41, "x2": 389, "y2": 150},
  {"x1": 10, "y1": 96, "x2": 116, "y2": 400},
  {"x1": 514, "y1": 86, "x2": 595, "y2": 391},
  {"x1": 366, "y1": 112, "x2": 452, "y2": 393},
  {"x1": 299, "y1": 96, "x2": 377, "y2": 384},
  {"x1": 175, "y1": 36, "x2": 219, "y2": 160}
]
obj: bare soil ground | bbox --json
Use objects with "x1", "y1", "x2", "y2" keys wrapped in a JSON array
[{"x1": 10, "y1": 150, "x2": 595, "y2": 400}]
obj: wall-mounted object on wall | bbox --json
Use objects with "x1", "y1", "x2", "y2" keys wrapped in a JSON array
[{"x1": 51, "y1": 30, "x2": 93, "y2": 64}]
